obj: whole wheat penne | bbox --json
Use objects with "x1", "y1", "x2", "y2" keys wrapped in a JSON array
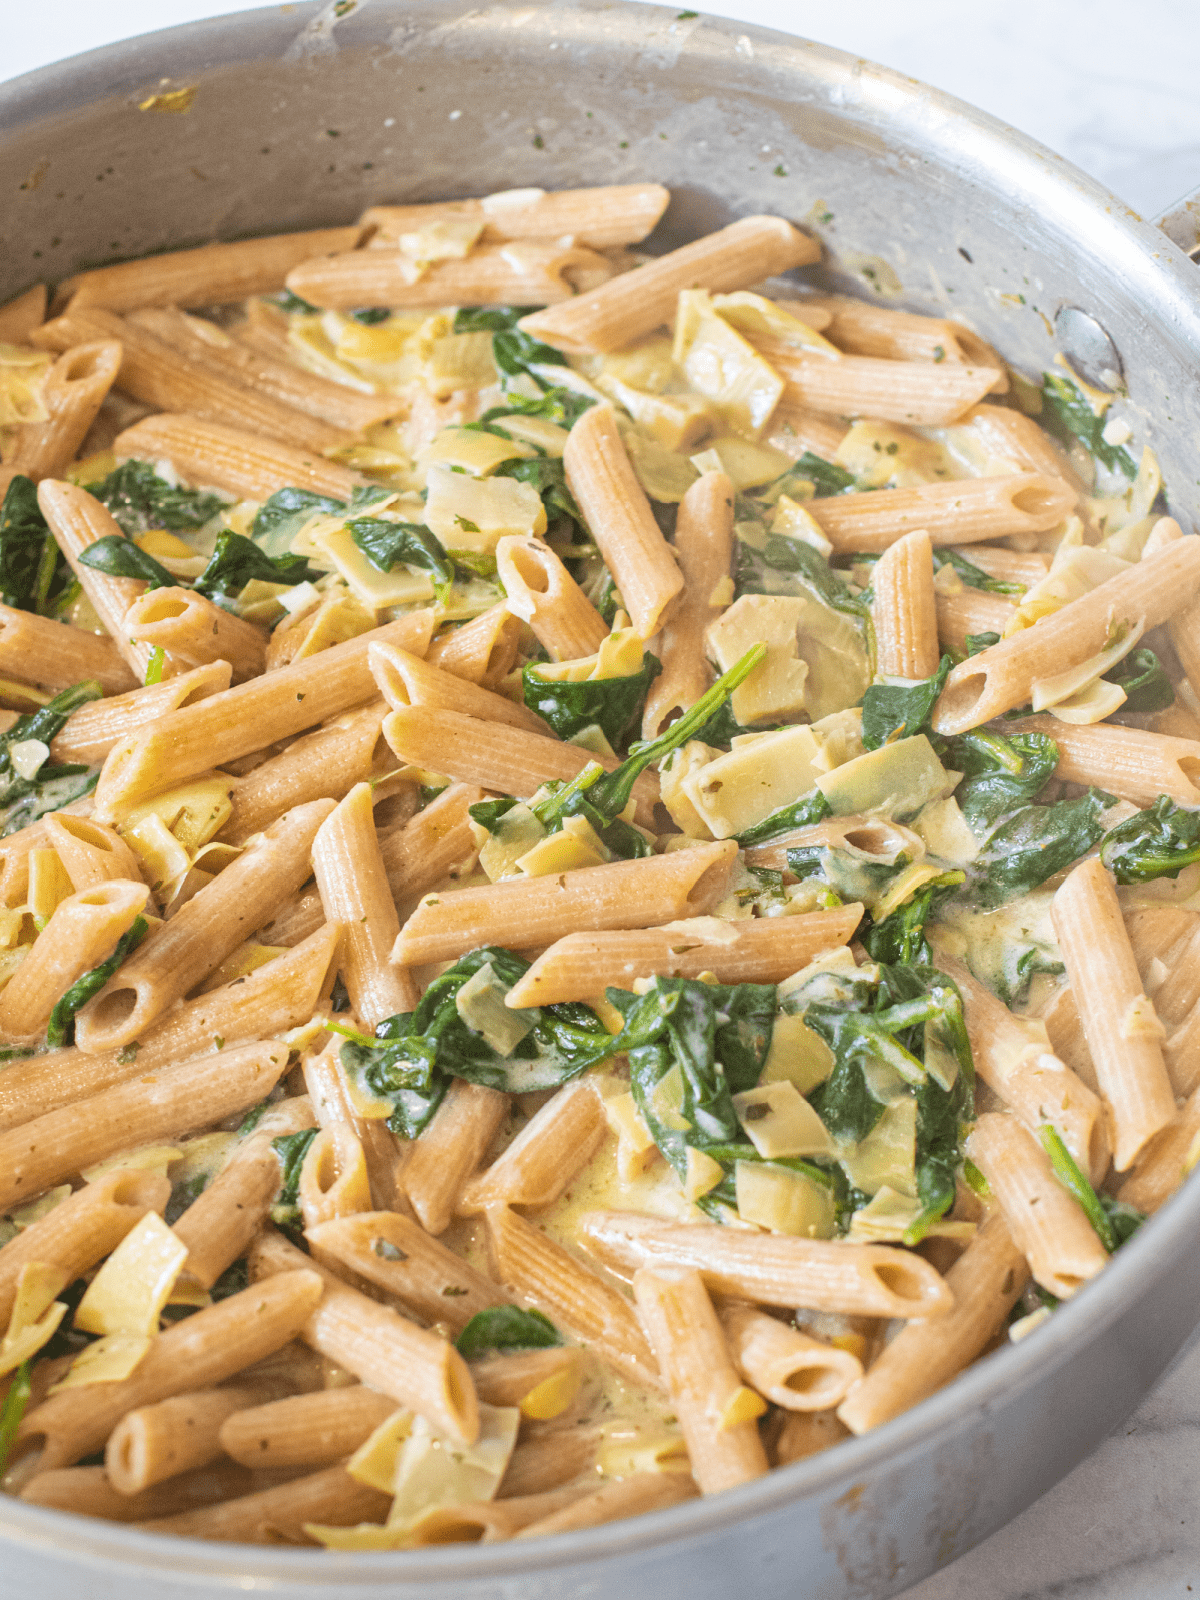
[
  {"x1": 953, "y1": 544, "x2": 1050, "y2": 587},
  {"x1": 769, "y1": 351, "x2": 1000, "y2": 426},
  {"x1": 935, "y1": 954, "x2": 1109, "y2": 1181},
  {"x1": 961, "y1": 404, "x2": 1085, "y2": 492},
  {"x1": 54, "y1": 226, "x2": 366, "y2": 314},
  {"x1": 518, "y1": 215, "x2": 820, "y2": 355},
  {"x1": 250, "y1": 1229, "x2": 479, "y2": 1445},
  {"x1": 773, "y1": 1409, "x2": 851, "y2": 1465},
  {"x1": 1144, "y1": 917, "x2": 1200, "y2": 1029},
  {"x1": 402, "y1": 1079, "x2": 510, "y2": 1236},
  {"x1": 836, "y1": 1211, "x2": 1027, "y2": 1434},
  {"x1": 1168, "y1": 589, "x2": 1200, "y2": 703},
  {"x1": 381, "y1": 705, "x2": 659, "y2": 830},
  {"x1": 499, "y1": 1429, "x2": 598, "y2": 1500},
  {"x1": 506, "y1": 905, "x2": 861, "y2": 1008},
  {"x1": 305, "y1": 1211, "x2": 513, "y2": 1331},
  {"x1": 106, "y1": 1386, "x2": 272, "y2": 1495},
  {"x1": 20, "y1": 1462, "x2": 263, "y2": 1523},
  {"x1": 0, "y1": 1038, "x2": 290, "y2": 1212},
  {"x1": 643, "y1": 470, "x2": 734, "y2": 738},
  {"x1": 113, "y1": 412, "x2": 364, "y2": 503},
  {"x1": 1116, "y1": 1084, "x2": 1200, "y2": 1214},
  {"x1": 935, "y1": 587, "x2": 1015, "y2": 654},
  {"x1": 0, "y1": 927, "x2": 338, "y2": 1133},
  {"x1": 1166, "y1": 1004, "x2": 1200, "y2": 1100},
  {"x1": 633, "y1": 1268, "x2": 769, "y2": 1494},
  {"x1": 426, "y1": 603, "x2": 523, "y2": 688},
  {"x1": 807, "y1": 474, "x2": 1075, "y2": 555},
  {"x1": 562, "y1": 403, "x2": 683, "y2": 638},
  {"x1": 2, "y1": 341, "x2": 122, "y2": 479},
  {"x1": 965, "y1": 1114, "x2": 1108, "y2": 1298},
  {"x1": 486, "y1": 1205, "x2": 660, "y2": 1389},
  {"x1": 933, "y1": 538, "x2": 1200, "y2": 734},
  {"x1": 49, "y1": 660, "x2": 232, "y2": 767},
  {"x1": 370, "y1": 640, "x2": 549, "y2": 735},
  {"x1": 1009, "y1": 717, "x2": 1200, "y2": 807},
  {"x1": 127, "y1": 306, "x2": 401, "y2": 432},
  {"x1": 297, "y1": 1125, "x2": 373, "y2": 1231},
  {"x1": 0, "y1": 603, "x2": 136, "y2": 696},
  {"x1": 1052, "y1": 858, "x2": 1176, "y2": 1170},
  {"x1": 494, "y1": 536, "x2": 609, "y2": 662},
  {"x1": 458, "y1": 1080, "x2": 606, "y2": 1216},
  {"x1": 0, "y1": 1167, "x2": 169, "y2": 1330},
  {"x1": 302, "y1": 1038, "x2": 409, "y2": 1218},
  {"x1": 409, "y1": 1486, "x2": 596, "y2": 1545},
  {"x1": 718, "y1": 1303, "x2": 862, "y2": 1412},
  {"x1": 312, "y1": 783, "x2": 415, "y2": 1025},
  {"x1": 138, "y1": 1461, "x2": 391, "y2": 1544},
  {"x1": 378, "y1": 780, "x2": 487, "y2": 918},
  {"x1": 123, "y1": 587, "x2": 267, "y2": 684},
  {"x1": 0, "y1": 284, "x2": 47, "y2": 342},
  {"x1": 393, "y1": 840, "x2": 738, "y2": 966},
  {"x1": 516, "y1": 1471, "x2": 698, "y2": 1537},
  {"x1": 40, "y1": 813, "x2": 142, "y2": 892},
  {"x1": 173, "y1": 1096, "x2": 317, "y2": 1289},
  {"x1": 763, "y1": 401, "x2": 848, "y2": 463},
  {"x1": 576, "y1": 1212, "x2": 954, "y2": 1319},
  {"x1": 17, "y1": 1269, "x2": 323, "y2": 1472},
  {"x1": 800, "y1": 298, "x2": 1005, "y2": 375},
  {"x1": 361, "y1": 183, "x2": 670, "y2": 250},
  {"x1": 743, "y1": 815, "x2": 921, "y2": 875},
  {"x1": 218, "y1": 1387, "x2": 399, "y2": 1470},
  {"x1": 0, "y1": 878, "x2": 149, "y2": 1039},
  {"x1": 469, "y1": 1347, "x2": 582, "y2": 1411},
  {"x1": 93, "y1": 613, "x2": 434, "y2": 819},
  {"x1": 871, "y1": 528, "x2": 939, "y2": 679}
]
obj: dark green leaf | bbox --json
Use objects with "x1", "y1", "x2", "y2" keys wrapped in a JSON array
[
  {"x1": 775, "y1": 452, "x2": 856, "y2": 498},
  {"x1": 85, "y1": 459, "x2": 223, "y2": 534},
  {"x1": 194, "y1": 530, "x2": 320, "y2": 610},
  {"x1": 348, "y1": 307, "x2": 391, "y2": 324},
  {"x1": 0, "y1": 475, "x2": 77, "y2": 615},
  {"x1": 1039, "y1": 1124, "x2": 1116, "y2": 1250},
  {"x1": 945, "y1": 729, "x2": 1059, "y2": 835},
  {"x1": 347, "y1": 517, "x2": 455, "y2": 595},
  {"x1": 78, "y1": 535, "x2": 175, "y2": 590},
  {"x1": 1104, "y1": 647, "x2": 1174, "y2": 713},
  {"x1": 251, "y1": 486, "x2": 349, "y2": 556},
  {"x1": 1041, "y1": 373, "x2": 1137, "y2": 479},
  {"x1": 1099, "y1": 1196, "x2": 1145, "y2": 1249},
  {"x1": 968, "y1": 789, "x2": 1110, "y2": 908},
  {"x1": 861, "y1": 656, "x2": 952, "y2": 750},
  {"x1": 1101, "y1": 795, "x2": 1200, "y2": 883},
  {"x1": 495, "y1": 455, "x2": 585, "y2": 530},
  {"x1": 0, "y1": 1362, "x2": 32, "y2": 1475},
  {"x1": 272, "y1": 1128, "x2": 319, "y2": 1207},
  {"x1": 523, "y1": 653, "x2": 660, "y2": 748},
  {"x1": 210, "y1": 1259, "x2": 250, "y2": 1301},
  {"x1": 468, "y1": 798, "x2": 520, "y2": 831},
  {"x1": 965, "y1": 630, "x2": 1001, "y2": 656},
  {"x1": 0, "y1": 679, "x2": 104, "y2": 838},
  {"x1": 268, "y1": 289, "x2": 320, "y2": 316},
  {"x1": 482, "y1": 387, "x2": 595, "y2": 429},
  {"x1": 451, "y1": 306, "x2": 568, "y2": 387},
  {"x1": 46, "y1": 915, "x2": 148, "y2": 1047},
  {"x1": 735, "y1": 789, "x2": 832, "y2": 847},
  {"x1": 735, "y1": 535, "x2": 867, "y2": 628},
  {"x1": 455, "y1": 1305, "x2": 561, "y2": 1358},
  {"x1": 932, "y1": 549, "x2": 1025, "y2": 597}
]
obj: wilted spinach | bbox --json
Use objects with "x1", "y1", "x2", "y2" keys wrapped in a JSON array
[
  {"x1": 1040, "y1": 373, "x2": 1137, "y2": 479},
  {"x1": 1101, "y1": 796, "x2": 1200, "y2": 883},
  {"x1": 0, "y1": 679, "x2": 103, "y2": 837},
  {"x1": 84, "y1": 459, "x2": 224, "y2": 534},
  {"x1": 1104, "y1": 647, "x2": 1174, "y2": 713},
  {"x1": 348, "y1": 517, "x2": 455, "y2": 597},
  {"x1": 455, "y1": 1306, "x2": 561, "y2": 1358},
  {"x1": 0, "y1": 475, "x2": 77, "y2": 616},
  {"x1": 861, "y1": 656, "x2": 952, "y2": 750},
  {"x1": 193, "y1": 531, "x2": 321, "y2": 610},
  {"x1": 522, "y1": 653, "x2": 660, "y2": 749}
]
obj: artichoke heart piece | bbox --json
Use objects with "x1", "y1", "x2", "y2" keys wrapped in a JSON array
[
  {"x1": 732, "y1": 1080, "x2": 835, "y2": 1158},
  {"x1": 734, "y1": 1160, "x2": 835, "y2": 1238},
  {"x1": 424, "y1": 464, "x2": 546, "y2": 554},
  {"x1": 673, "y1": 289, "x2": 784, "y2": 439},
  {"x1": 839, "y1": 1096, "x2": 918, "y2": 1198},
  {"x1": 707, "y1": 592, "x2": 869, "y2": 725},
  {"x1": 817, "y1": 734, "x2": 957, "y2": 822},
  {"x1": 422, "y1": 425, "x2": 534, "y2": 476},
  {"x1": 680, "y1": 724, "x2": 826, "y2": 839}
]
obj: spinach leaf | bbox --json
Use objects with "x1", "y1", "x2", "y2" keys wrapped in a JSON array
[
  {"x1": 0, "y1": 1361, "x2": 31, "y2": 1475},
  {"x1": 1039, "y1": 1124, "x2": 1117, "y2": 1250},
  {"x1": 193, "y1": 530, "x2": 321, "y2": 610},
  {"x1": 468, "y1": 798, "x2": 520, "y2": 832},
  {"x1": 969, "y1": 789, "x2": 1111, "y2": 909},
  {"x1": 210, "y1": 1259, "x2": 250, "y2": 1301},
  {"x1": 909, "y1": 1056, "x2": 973, "y2": 1244},
  {"x1": 46, "y1": 915, "x2": 148, "y2": 1048},
  {"x1": 1040, "y1": 373, "x2": 1137, "y2": 480},
  {"x1": 1100, "y1": 1196, "x2": 1145, "y2": 1249},
  {"x1": 965, "y1": 630, "x2": 1001, "y2": 656},
  {"x1": 523, "y1": 653, "x2": 660, "y2": 749},
  {"x1": 348, "y1": 517, "x2": 455, "y2": 596},
  {"x1": 269, "y1": 1126, "x2": 319, "y2": 1243},
  {"x1": 84, "y1": 459, "x2": 223, "y2": 534},
  {"x1": 1101, "y1": 796, "x2": 1200, "y2": 883},
  {"x1": 348, "y1": 307, "x2": 391, "y2": 325},
  {"x1": 455, "y1": 1306, "x2": 561, "y2": 1358},
  {"x1": 735, "y1": 789, "x2": 832, "y2": 848},
  {"x1": 452, "y1": 305, "x2": 568, "y2": 388},
  {"x1": 251, "y1": 486, "x2": 349, "y2": 555},
  {"x1": 77, "y1": 535, "x2": 175, "y2": 591},
  {"x1": 494, "y1": 455, "x2": 585, "y2": 531},
  {"x1": 861, "y1": 656, "x2": 952, "y2": 750},
  {"x1": 945, "y1": 729, "x2": 1058, "y2": 835},
  {"x1": 932, "y1": 549, "x2": 1025, "y2": 597},
  {"x1": 1104, "y1": 647, "x2": 1174, "y2": 713},
  {"x1": 861, "y1": 881, "x2": 949, "y2": 965},
  {"x1": 0, "y1": 475, "x2": 77, "y2": 616},
  {"x1": 735, "y1": 534, "x2": 867, "y2": 627},
  {"x1": 0, "y1": 679, "x2": 104, "y2": 837},
  {"x1": 482, "y1": 386, "x2": 595, "y2": 430},
  {"x1": 776, "y1": 452, "x2": 856, "y2": 498},
  {"x1": 268, "y1": 289, "x2": 320, "y2": 316}
]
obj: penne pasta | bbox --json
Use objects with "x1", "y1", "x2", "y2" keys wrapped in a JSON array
[
  {"x1": 718, "y1": 1302, "x2": 863, "y2": 1412},
  {"x1": 515, "y1": 1471, "x2": 698, "y2": 1538},
  {"x1": 0, "y1": 284, "x2": 47, "y2": 343},
  {"x1": 218, "y1": 1387, "x2": 400, "y2": 1470},
  {"x1": 2, "y1": 341, "x2": 122, "y2": 481},
  {"x1": 112, "y1": 412, "x2": 364, "y2": 503},
  {"x1": 360, "y1": 183, "x2": 670, "y2": 251},
  {"x1": 769, "y1": 350, "x2": 1000, "y2": 427},
  {"x1": 457, "y1": 1079, "x2": 607, "y2": 1215},
  {"x1": 1116, "y1": 1085, "x2": 1200, "y2": 1215},
  {"x1": 41, "y1": 812, "x2": 142, "y2": 892},
  {"x1": 106, "y1": 1386, "x2": 271, "y2": 1496},
  {"x1": 762, "y1": 401, "x2": 848, "y2": 463},
  {"x1": 494, "y1": 536, "x2": 609, "y2": 663},
  {"x1": 301, "y1": 1038, "x2": 410, "y2": 1218},
  {"x1": 871, "y1": 528, "x2": 939, "y2": 679},
  {"x1": 934, "y1": 587, "x2": 1015, "y2": 655},
  {"x1": 123, "y1": 587, "x2": 267, "y2": 684},
  {"x1": 137, "y1": 1462, "x2": 392, "y2": 1544},
  {"x1": 401, "y1": 1080, "x2": 510, "y2": 1236},
  {"x1": 801, "y1": 298, "x2": 1005, "y2": 374},
  {"x1": 20, "y1": 1462, "x2": 261, "y2": 1524},
  {"x1": 0, "y1": 603, "x2": 136, "y2": 696},
  {"x1": 370, "y1": 640, "x2": 550, "y2": 735},
  {"x1": 378, "y1": 780, "x2": 487, "y2": 919},
  {"x1": 49, "y1": 661, "x2": 232, "y2": 768},
  {"x1": 407, "y1": 1485, "x2": 597, "y2": 1545},
  {"x1": 1010, "y1": 717, "x2": 1200, "y2": 808},
  {"x1": 807, "y1": 474, "x2": 1075, "y2": 554},
  {"x1": 425, "y1": 602, "x2": 523, "y2": 689}
]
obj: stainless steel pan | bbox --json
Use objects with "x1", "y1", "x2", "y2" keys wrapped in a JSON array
[{"x1": 2, "y1": 4, "x2": 1199, "y2": 1595}]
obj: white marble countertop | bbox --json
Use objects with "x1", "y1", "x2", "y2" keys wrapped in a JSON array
[{"x1": 4, "y1": 4, "x2": 1200, "y2": 1597}]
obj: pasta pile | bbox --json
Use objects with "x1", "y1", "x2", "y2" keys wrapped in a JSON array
[{"x1": 0, "y1": 181, "x2": 1197, "y2": 1548}]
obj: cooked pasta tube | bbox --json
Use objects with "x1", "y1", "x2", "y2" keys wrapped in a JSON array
[
  {"x1": 40, "y1": 813, "x2": 142, "y2": 892},
  {"x1": 0, "y1": 1167, "x2": 169, "y2": 1330},
  {"x1": 953, "y1": 544, "x2": 1050, "y2": 586},
  {"x1": 1146, "y1": 918, "x2": 1200, "y2": 1029},
  {"x1": 378, "y1": 780, "x2": 487, "y2": 919},
  {"x1": 20, "y1": 1462, "x2": 263, "y2": 1523},
  {"x1": 0, "y1": 284, "x2": 47, "y2": 342},
  {"x1": 360, "y1": 183, "x2": 670, "y2": 250},
  {"x1": 49, "y1": 661, "x2": 232, "y2": 767},
  {"x1": 504, "y1": 904, "x2": 861, "y2": 1008},
  {"x1": 297, "y1": 1125, "x2": 373, "y2": 1231},
  {"x1": 288, "y1": 239, "x2": 615, "y2": 311},
  {"x1": 0, "y1": 877, "x2": 149, "y2": 1038},
  {"x1": 469, "y1": 1347, "x2": 582, "y2": 1411},
  {"x1": 562, "y1": 402, "x2": 683, "y2": 638},
  {"x1": 1052, "y1": 857, "x2": 1176, "y2": 1170},
  {"x1": 762, "y1": 401, "x2": 848, "y2": 463},
  {"x1": 36, "y1": 480, "x2": 159, "y2": 682},
  {"x1": 106, "y1": 1385, "x2": 272, "y2": 1495},
  {"x1": 773, "y1": 1409, "x2": 851, "y2": 1465},
  {"x1": 0, "y1": 810, "x2": 93, "y2": 908},
  {"x1": 301, "y1": 1038, "x2": 409, "y2": 1218},
  {"x1": 369, "y1": 640, "x2": 550, "y2": 735},
  {"x1": 1168, "y1": 591, "x2": 1200, "y2": 703},
  {"x1": 54, "y1": 226, "x2": 366, "y2": 313},
  {"x1": 123, "y1": 587, "x2": 267, "y2": 684},
  {"x1": 807, "y1": 474, "x2": 1075, "y2": 555},
  {"x1": 1009, "y1": 717, "x2": 1200, "y2": 808},
  {"x1": 935, "y1": 954, "x2": 1109, "y2": 1181},
  {"x1": 718, "y1": 1303, "x2": 863, "y2": 1412},
  {"x1": 633, "y1": 1268, "x2": 769, "y2": 1494},
  {"x1": 965, "y1": 1114, "x2": 1108, "y2": 1298},
  {"x1": 112, "y1": 412, "x2": 364, "y2": 503},
  {"x1": 643, "y1": 470, "x2": 734, "y2": 738},
  {"x1": 312, "y1": 783, "x2": 415, "y2": 1025},
  {"x1": 35, "y1": 305, "x2": 353, "y2": 455},
  {"x1": 743, "y1": 816, "x2": 926, "y2": 875},
  {"x1": 137, "y1": 1462, "x2": 392, "y2": 1543},
  {"x1": 518, "y1": 215, "x2": 820, "y2": 355},
  {"x1": 381, "y1": 705, "x2": 660, "y2": 830},
  {"x1": 836, "y1": 1212, "x2": 1028, "y2": 1435},
  {"x1": 933, "y1": 538, "x2": 1200, "y2": 735},
  {"x1": 486, "y1": 1205, "x2": 661, "y2": 1389},
  {"x1": 250, "y1": 1229, "x2": 479, "y2": 1445},
  {"x1": 576, "y1": 1212, "x2": 954, "y2": 1319},
  {"x1": 128, "y1": 306, "x2": 401, "y2": 432},
  {"x1": 0, "y1": 927, "x2": 338, "y2": 1133},
  {"x1": 74, "y1": 799, "x2": 334, "y2": 1052},
  {"x1": 0, "y1": 1039, "x2": 290, "y2": 1213},
  {"x1": 872, "y1": 528, "x2": 939, "y2": 679},
  {"x1": 425, "y1": 603, "x2": 523, "y2": 689},
  {"x1": 934, "y1": 588, "x2": 1015, "y2": 655},
  {"x1": 770, "y1": 353, "x2": 1000, "y2": 427},
  {"x1": 173, "y1": 1096, "x2": 317, "y2": 1289},
  {"x1": 1166, "y1": 1005, "x2": 1200, "y2": 1101},
  {"x1": 1116, "y1": 1085, "x2": 1200, "y2": 1214},
  {"x1": 305, "y1": 1211, "x2": 513, "y2": 1331},
  {"x1": 515, "y1": 1471, "x2": 698, "y2": 1538},
  {"x1": 800, "y1": 298, "x2": 1005, "y2": 373},
  {"x1": 494, "y1": 536, "x2": 609, "y2": 662},
  {"x1": 961, "y1": 404, "x2": 1085, "y2": 492},
  {"x1": 0, "y1": 603, "x2": 135, "y2": 696},
  {"x1": 219, "y1": 1388, "x2": 398, "y2": 1472},
  {"x1": 458, "y1": 1080, "x2": 607, "y2": 1216},
  {"x1": 2, "y1": 341, "x2": 122, "y2": 480},
  {"x1": 394, "y1": 841, "x2": 738, "y2": 966},
  {"x1": 17, "y1": 1269, "x2": 324, "y2": 1472},
  {"x1": 408, "y1": 1486, "x2": 596, "y2": 1546},
  {"x1": 401, "y1": 1080, "x2": 510, "y2": 1236},
  {"x1": 498, "y1": 1429, "x2": 598, "y2": 1500}
]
